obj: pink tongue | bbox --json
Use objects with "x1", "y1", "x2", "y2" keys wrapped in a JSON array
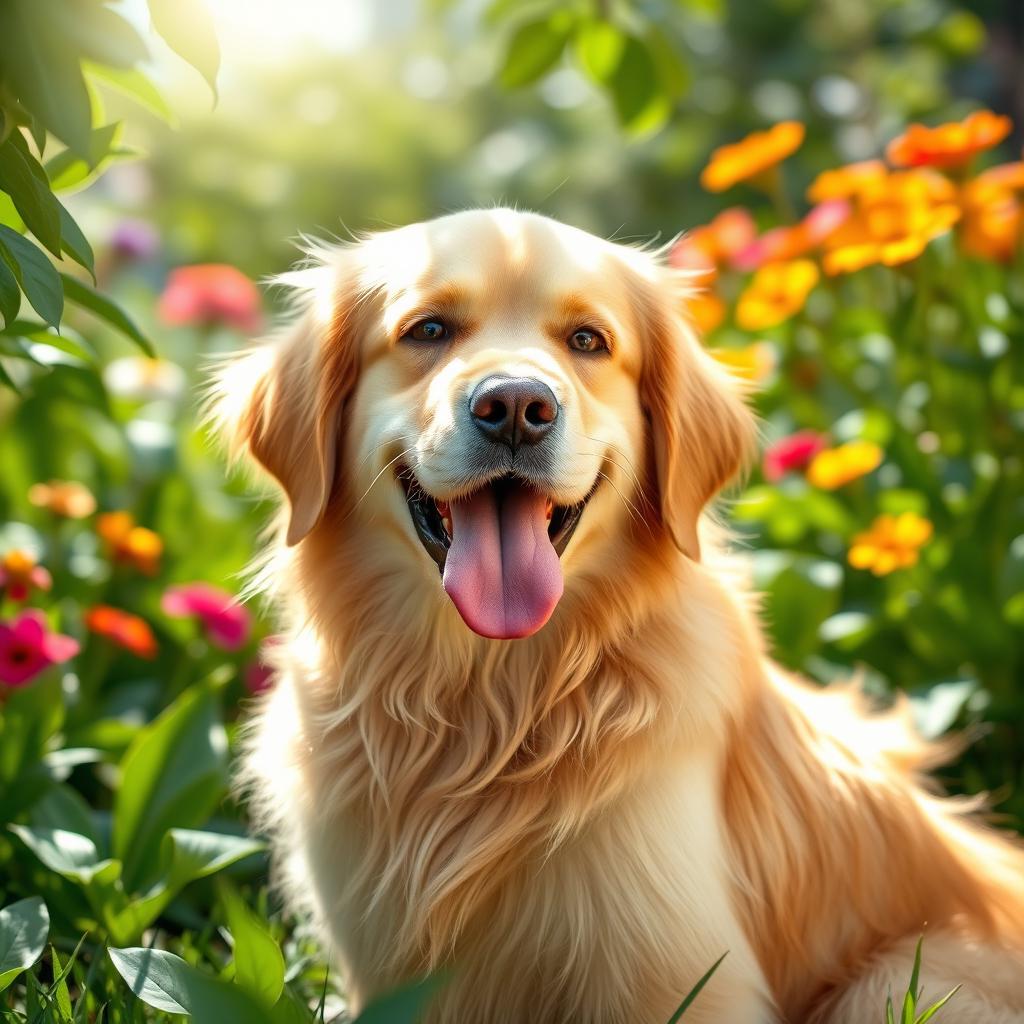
[{"x1": 443, "y1": 483, "x2": 563, "y2": 639}]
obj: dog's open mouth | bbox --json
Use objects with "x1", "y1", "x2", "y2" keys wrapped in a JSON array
[{"x1": 398, "y1": 469, "x2": 593, "y2": 640}]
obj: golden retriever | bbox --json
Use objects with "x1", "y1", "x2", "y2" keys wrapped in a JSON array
[{"x1": 213, "y1": 209, "x2": 1024, "y2": 1023}]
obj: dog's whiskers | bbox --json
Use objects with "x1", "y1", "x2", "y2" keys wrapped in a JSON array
[{"x1": 353, "y1": 446, "x2": 417, "y2": 510}]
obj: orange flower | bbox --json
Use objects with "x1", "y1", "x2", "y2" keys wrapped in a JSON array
[
  {"x1": 0, "y1": 550, "x2": 52, "y2": 602},
  {"x1": 700, "y1": 122, "x2": 805, "y2": 193},
  {"x1": 821, "y1": 169, "x2": 960, "y2": 274},
  {"x1": 807, "y1": 161, "x2": 887, "y2": 203},
  {"x1": 670, "y1": 207, "x2": 757, "y2": 281},
  {"x1": 806, "y1": 440, "x2": 883, "y2": 489},
  {"x1": 848, "y1": 513, "x2": 933, "y2": 576},
  {"x1": 687, "y1": 291, "x2": 727, "y2": 333},
  {"x1": 736, "y1": 259, "x2": 819, "y2": 331},
  {"x1": 709, "y1": 342, "x2": 775, "y2": 382},
  {"x1": 887, "y1": 110, "x2": 1012, "y2": 169},
  {"x1": 85, "y1": 606, "x2": 158, "y2": 659},
  {"x1": 28, "y1": 480, "x2": 96, "y2": 519},
  {"x1": 733, "y1": 201, "x2": 851, "y2": 271},
  {"x1": 97, "y1": 512, "x2": 163, "y2": 576},
  {"x1": 960, "y1": 163, "x2": 1024, "y2": 263}
]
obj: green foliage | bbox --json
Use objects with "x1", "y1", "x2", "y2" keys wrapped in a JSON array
[{"x1": 884, "y1": 938, "x2": 960, "y2": 1023}]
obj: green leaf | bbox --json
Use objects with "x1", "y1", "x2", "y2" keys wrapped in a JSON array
[
  {"x1": 0, "y1": 257, "x2": 19, "y2": 326},
  {"x1": 57, "y1": 202, "x2": 95, "y2": 279},
  {"x1": 220, "y1": 882, "x2": 285, "y2": 1006},
  {"x1": 45, "y1": 123, "x2": 124, "y2": 192},
  {"x1": 112, "y1": 682, "x2": 229, "y2": 891},
  {"x1": 85, "y1": 64, "x2": 175, "y2": 125},
  {"x1": 354, "y1": 975, "x2": 449, "y2": 1024},
  {"x1": 8, "y1": 825, "x2": 115, "y2": 885},
  {"x1": 0, "y1": 897, "x2": 50, "y2": 993},
  {"x1": 60, "y1": 273, "x2": 153, "y2": 355},
  {"x1": 0, "y1": 224, "x2": 64, "y2": 328},
  {"x1": 162, "y1": 829, "x2": 265, "y2": 890},
  {"x1": 148, "y1": 0, "x2": 221, "y2": 98},
  {"x1": 109, "y1": 947, "x2": 275, "y2": 1022},
  {"x1": 575, "y1": 19, "x2": 625, "y2": 82},
  {"x1": 0, "y1": 3, "x2": 93, "y2": 157},
  {"x1": 0, "y1": 132, "x2": 62, "y2": 255},
  {"x1": 66, "y1": 3, "x2": 149, "y2": 69},
  {"x1": 916, "y1": 986, "x2": 961, "y2": 1022},
  {"x1": 49, "y1": 944, "x2": 74, "y2": 1022},
  {"x1": 903, "y1": 937, "x2": 923, "y2": 1024},
  {"x1": 608, "y1": 35, "x2": 670, "y2": 134},
  {"x1": 666, "y1": 952, "x2": 727, "y2": 1023},
  {"x1": 29, "y1": 782, "x2": 100, "y2": 846},
  {"x1": 499, "y1": 17, "x2": 571, "y2": 89},
  {"x1": 886, "y1": 996, "x2": 896, "y2": 1024}
]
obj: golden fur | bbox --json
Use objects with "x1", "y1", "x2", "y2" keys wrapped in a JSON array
[{"x1": 212, "y1": 209, "x2": 1024, "y2": 1022}]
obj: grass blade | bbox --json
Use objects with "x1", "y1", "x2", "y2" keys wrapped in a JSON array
[{"x1": 666, "y1": 952, "x2": 728, "y2": 1023}]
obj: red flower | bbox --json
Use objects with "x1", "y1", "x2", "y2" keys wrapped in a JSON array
[
  {"x1": 158, "y1": 264, "x2": 263, "y2": 333},
  {"x1": 162, "y1": 583, "x2": 252, "y2": 651},
  {"x1": 85, "y1": 606, "x2": 158, "y2": 660},
  {"x1": 0, "y1": 550, "x2": 52, "y2": 603},
  {"x1": 732, "y1": 200, "x2": 851, "y2": 271},
  {"x1": 0, "y1": 610, "x2": 79, "y2": 688},
  {"x1": 763, "y1": 430, "x2": 828, "y2": 482}
]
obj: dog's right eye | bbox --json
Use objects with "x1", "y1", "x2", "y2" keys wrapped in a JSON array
[{"x1": 405, "y1": 319, "x2": 450, "y2": 342}]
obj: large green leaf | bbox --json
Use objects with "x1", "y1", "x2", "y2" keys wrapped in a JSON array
[
  {"x1": 66, "y1": 1, "x2": 149, "y2": 69},
  {"x1": 0, "y1": 3, "x2": 92, "y2": 157},
  {"x1": 499, "y1": 16, "x2": 571, "y2": 88},
  {"x1": 608, "y1": 35, "x2": 670, "y2": 134},
  {"x1": 109, "y1": 947, "x2": 275, "y2": 1023},
  {"x1": 0, "y1": 132, "x2": 62, "y2": 255},
  {"x1": 574, "y1": 19, "x2": 625, "y2": 82},
  {"x1": 45, "y1": 122, "x2": 124, "y2": 193},
  {"x1": 0, "y1": 257, "x2": 19, "y2": 326},
  {"x1": 57, "y1": 202, "x2": 95, "y2": 278},
  {"x1": 0, "y1": 224, "x2": 64, "y2": 328},
  {"x1": 148, "y1": 0, "x2": 221, "y2": 98},
  {"x1": 0, "y1": 897, "x2": 50, "y2": 994},
  {"x1": 8, "y1": 824, "x2": 116, "y2": 885},
  {"x1": 112, "y1": 683, "x2": 229, "y2": 891},
  {"x1": 220, "y1": 882, "x2": 285, "y2": 1006},
  {"x1": 60, "y1": 273, "x2": 153, "y2": 354}
]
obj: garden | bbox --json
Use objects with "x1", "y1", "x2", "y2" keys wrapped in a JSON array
[{"x1": 0, "y1": 0, "x2": 1022, "y2": 1021}]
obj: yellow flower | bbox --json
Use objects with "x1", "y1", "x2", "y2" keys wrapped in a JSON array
[
  {"x1": 709, "y1": 342, "x2": 775, "y2": 382},
  {"x1": 886, "y1": 110, "x2": 1012, "y2": 169},
  {"x1": 848, "y1": 513, "x2": 933, "y2": 576},
  {"x1": 700, "y1": 121, "x2": 805, "y2": 193},
  {"x1": 97, "y1": 512, "x2": 163, "y2": 576},
  {"x1": 806, "y1": 440, "x2": 883, "y2": 489},
  {"x1": 736, "y1": 259, "x2": 819, "y2": 331}
]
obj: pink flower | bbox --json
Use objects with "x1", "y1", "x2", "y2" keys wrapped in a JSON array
[
  {"x1": 244, "y1": 636, "x2": 282, "y2": 695},
  {"x1": 162, "y1": 583, "x2": 252, "y2": 651},
  {"x1": 0, "y1": 610, "x2": 79, "y2": 689},
  {"x1": 763, "y1": 430, "x2": 828, "y2": 482},
  {"x1": 158, "y1": 264, "x2": 263, "y2": 333}
]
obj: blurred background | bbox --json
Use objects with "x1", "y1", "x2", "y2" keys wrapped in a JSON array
[{"x1": 0, "y1": 1, "x2": 1022, "y2": 1020}]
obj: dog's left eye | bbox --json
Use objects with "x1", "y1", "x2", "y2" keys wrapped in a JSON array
[
  {"x1": 568, "y1": 328, "x2": 608, "y2": 354},
  {"x1": 405, "y1": 319, "x2": 450, "y2": 343}
]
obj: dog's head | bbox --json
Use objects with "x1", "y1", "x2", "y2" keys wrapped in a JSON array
[{"x1": 215, "y1": 210, "x2": 754, "y2": 640}]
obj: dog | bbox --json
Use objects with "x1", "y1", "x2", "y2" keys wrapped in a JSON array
[{"x1": 213, "y1": 209, "x2": 1024, "y2": 1022}]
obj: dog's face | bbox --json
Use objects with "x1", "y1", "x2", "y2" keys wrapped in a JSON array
[{"x1": 220, "y1": 210, "x2": 753, "y2": 640}]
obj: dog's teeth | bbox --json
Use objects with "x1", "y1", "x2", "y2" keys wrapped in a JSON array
[
  {"x1": 442, "y1": 515, "x2": 452, "y2": 537},
  {"x1": 546, "y1": 499, "x2": 554, "y2": 520}
]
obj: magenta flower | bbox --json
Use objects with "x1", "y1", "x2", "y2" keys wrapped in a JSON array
[
  {"x1": 763, "y1": 430, "x2": 828, "y2": 482},
  {"x1": 244, "y1": 636, "x2": 282, "y2": 695},
  {"x1": 0, "y1": 610, "x2": 79, "y2": 689},
  {"x1": 162, "y1": 583, "x2": 252, "y2": 651}
]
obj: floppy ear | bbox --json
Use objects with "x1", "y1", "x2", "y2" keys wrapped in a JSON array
[
  {"x1": 210, "y1": 264, "x2": 360, "y2": 546},
  {"x1": 638, "y1": 273, "x2": 757, "y2": 561}
]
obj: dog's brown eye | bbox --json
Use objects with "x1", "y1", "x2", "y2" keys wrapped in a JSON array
[
  {"x1": 406, "y1": 319, "x2": 449, "y2": 342},
  {"x1": 568, "y1": 328, "x2": 607, "y2": 354}
]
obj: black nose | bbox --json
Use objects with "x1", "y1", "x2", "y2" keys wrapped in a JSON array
[{"x1": 469, "y1": 376, "x2": 559, "y2": 449}]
